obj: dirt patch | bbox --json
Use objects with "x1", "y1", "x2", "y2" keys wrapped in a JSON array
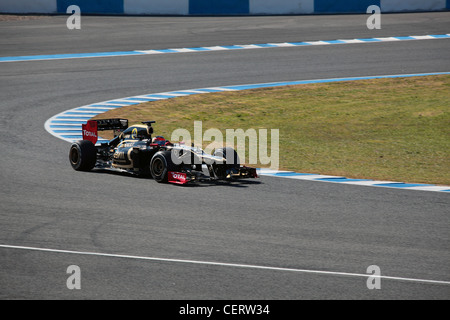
[{"x1": 0, "y1": 14, "x2": 49, "y2": 22}]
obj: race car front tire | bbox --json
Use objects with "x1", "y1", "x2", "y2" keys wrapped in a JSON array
[
  {"x1": 69, "y1": 140, "x2": 97, "y2": 171},
  {"x1": 212, "y1": 147, "x2": 240, "y2": 179},
  {"x1": 150, "y1": 151, "x2": 177, "y2": 183}
]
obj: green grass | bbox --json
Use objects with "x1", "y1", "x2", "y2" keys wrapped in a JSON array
[{"x1": 93, "y1": 75, "x2": 450, "y2": 185}]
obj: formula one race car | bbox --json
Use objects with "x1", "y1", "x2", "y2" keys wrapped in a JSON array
[{"x1": 69, "y1": 119, "x2": 258, "y2": 184}]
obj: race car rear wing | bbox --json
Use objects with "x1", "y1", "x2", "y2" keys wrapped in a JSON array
[
  {"x1": 95, "y1": 118, "x2": 129, "y2": 132},
  {"x1": 82, "y1": 119, "x2": 128, "y2": 144},
  {"x1": 95, "y1": 118, "x2": 129, "y2": 139}
]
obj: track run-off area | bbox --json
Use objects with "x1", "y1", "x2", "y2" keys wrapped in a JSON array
[
  {"x1": 0, "y1": 13, "x2": 449, "y2": 300},
  {"x1": 43, "y1": 72, "x2": 450, "y2": 193}
]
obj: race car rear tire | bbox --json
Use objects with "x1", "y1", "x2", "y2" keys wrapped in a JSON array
[
  {"x1": 150, "y1": 151, "x2": 177, "y2": 183},
  {"x1": 69, "y1": 140, "x2": 97, "y2": 171}
]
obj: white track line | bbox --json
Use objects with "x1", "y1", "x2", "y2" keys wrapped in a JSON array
[
  {"x1": 2, "y1": 34, "x2": 449, "y2": 63},
  {"x1": 1, "y1": 244, "x2": 449, "y2": 286}
]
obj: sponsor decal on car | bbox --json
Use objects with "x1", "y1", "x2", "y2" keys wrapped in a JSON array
[
  {"x1": 168, "y1": 172, "x2": 188, "y2": 185},
  {"x1": 82, "y1": 120, "x2": 98, "y2": 144}
]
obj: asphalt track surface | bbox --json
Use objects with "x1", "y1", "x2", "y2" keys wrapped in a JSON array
[{"x1": 1, "y1": 13, "x2": 449, "y2": 300}]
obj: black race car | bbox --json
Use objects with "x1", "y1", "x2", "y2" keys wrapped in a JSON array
[{"x1": 69, "y1": 119, "x2": 258, "y2": 184}]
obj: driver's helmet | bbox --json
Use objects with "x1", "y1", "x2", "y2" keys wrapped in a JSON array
[{"x1": 152, "y1": 136, "x2": 166, "y2": 146}]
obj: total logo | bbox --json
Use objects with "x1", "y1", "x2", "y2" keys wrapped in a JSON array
[
  {"x1": 83, "y1": 130, "x2": 97, "y2": 138},
  {"x1": 171, "y1": 173, "x2": 186, "y2": 180}
]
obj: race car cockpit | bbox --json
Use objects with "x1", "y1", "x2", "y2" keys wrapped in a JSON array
[{"x1": 106, "y1": 121, "x2": 155, "y2": 148}]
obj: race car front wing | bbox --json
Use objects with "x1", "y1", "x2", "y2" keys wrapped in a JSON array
[{"x1": 168, "y1": 166, "x2": 258, "y2": 185}]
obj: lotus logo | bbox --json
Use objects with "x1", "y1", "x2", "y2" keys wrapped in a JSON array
[{"x1": 131, "y1": 128, "x2": 138, "y2": 139}]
